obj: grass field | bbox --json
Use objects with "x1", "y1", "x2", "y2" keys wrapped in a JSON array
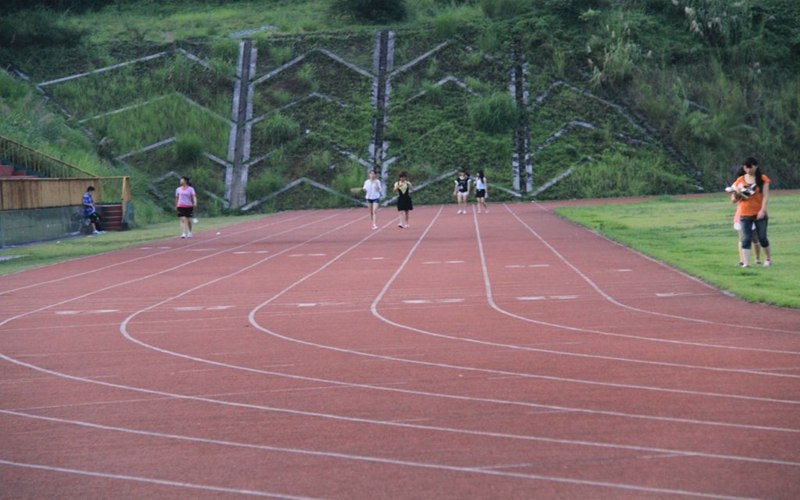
[
  {"x1": 555, "y1": 191, "x2": 800, "y2": 309},
  {"x1": 0, "y1": 214, "x2": 263, "y2": 276},
  {"x1": 2, "y1": 193, "x2": 798, "y2": 309}
]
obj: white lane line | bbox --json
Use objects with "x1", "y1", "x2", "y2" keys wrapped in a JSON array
[
  {"x1": 55, "y1": 309, "x2": 120, "y2": 315},
  {"x1": 0, "y1": 211, "x2": 319, "y2": 298},
  {"x1": 0, "y1": 458, "x2": 315, "y2": 499},
  {"x1": 516, "y1": 296, "x2": 577, "y2": 301},
  {"x1": 95, "y1": 206, "x2": 800, "y2": 438},
  {"x1": 502, "y1": 204, "x2": 800, "y2": 346},
  {"x1": 1, "y1": 409, "x2": 771, "y2": 498},
  {"x1": 506, "y1": 204, "x2": 800, "y2": 336},
  {"x1": 402, "y1": 299, "x2": 465, "y2": 305},
  {"x1": 2, "y1": 214, "x2": 343, "y2": 326}
]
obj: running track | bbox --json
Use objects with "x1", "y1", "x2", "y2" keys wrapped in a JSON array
[{"x1": 2, "y1": 202, "x2": 799, "y2": 499}]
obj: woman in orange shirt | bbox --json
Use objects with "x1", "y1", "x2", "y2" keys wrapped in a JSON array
[
  {"x1": 731, "y1": 164, "x2": 761, "y2": 266},
  {"x1": 732, "y1": 157, "x2": 771, "y2": 268}
]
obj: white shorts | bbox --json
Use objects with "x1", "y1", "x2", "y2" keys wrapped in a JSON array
[{"x1": 733, "y1": 221, "x2": 756, "y2": 231}]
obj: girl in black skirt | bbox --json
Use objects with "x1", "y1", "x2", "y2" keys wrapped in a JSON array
[{"x1": 393, "y1": 171, "x2": 413, "y2": 228}]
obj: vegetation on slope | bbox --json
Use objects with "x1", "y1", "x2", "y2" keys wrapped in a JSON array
[{"x1": 1, "y1": 0, "x2": 797, "y2": 216}]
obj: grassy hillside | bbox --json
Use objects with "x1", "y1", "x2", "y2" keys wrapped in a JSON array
[{"x1": 1, "y1": 0, "x2": 798, "y2": 216}]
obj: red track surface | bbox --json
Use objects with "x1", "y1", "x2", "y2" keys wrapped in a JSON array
[{"x1": 2, "y1": 203, "x2": 799, "y2": 499}]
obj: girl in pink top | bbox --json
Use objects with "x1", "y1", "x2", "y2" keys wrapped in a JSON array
[{"x1": 175, "y1": 176, "x2": 198, "y2": 238}]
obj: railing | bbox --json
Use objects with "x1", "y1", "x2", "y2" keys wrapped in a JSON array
[
  {"x1": 0, "y1": 135, "x2": 131, "y2": 222},
  {"x1": 0, "y1": 134, "x2": 96, "y2": 179}
]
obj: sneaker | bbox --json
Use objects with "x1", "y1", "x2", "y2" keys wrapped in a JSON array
[
  {"x1": 763, "y1": 259, "x2": 772, "y2": 267},
  {"x1": 187, "y1": 232, "x2": 193, "y2": 238},
  {"x1": 181, "y1": 233, "x2": 186, "y2": 239},
  {"x1": 372, "y1": 224, "x2": 378, "y2": 230},
  {"x1": 92, "y1": 230, "x2": 101, "y2": 235},
  {"x1": 737, "y1": 262, "x2": 744, "y2": 267},
  {"x1": 755, "y1": 260, "x2": 762, "y2": 265},
  {"x1": 398, "y1": 223, "x2": 404, "y2": 228}
]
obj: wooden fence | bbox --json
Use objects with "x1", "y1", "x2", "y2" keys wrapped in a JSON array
[{"x1": 0, "y1": 177, "x2": 131, "y2": 217}]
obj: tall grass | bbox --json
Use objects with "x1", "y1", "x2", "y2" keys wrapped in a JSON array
[{"x1": 88, "y1": 94, "x2": 229, "y2": 157}]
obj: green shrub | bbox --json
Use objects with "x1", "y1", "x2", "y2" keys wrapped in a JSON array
[
  {"x1": 468, "y1": 92, "x2": 518, "y2": 134},
  {"x1": 246, "y1": 170, "x2": 285, "y2": 202},
  {"x1": 297, "y1": 63, "x2": 318, "y2": 91},
  {"x1": 330, "y1": 0, "x2": 408, "y2": 23},
  {"x1": 480, "y1": 0, "x2": 534, "y2": 20},
  {"x1": 0, "y1": 8, "x2": 87, "y2": 48},
  {"x1": 258, "y1": 113, "x2": 301, "y2": 146},
  {"x1": 331, "y1": 160, "x2": 366, "y2": 194},
  {"x1": 0, "y1": 71, "x2": 27, "y2": 100},
  {"x1": 430, "y1": 7, "x2": 481, "y2": 38},
  {"x1": 421, "y1": 81, "x2": 443, "y2": 104},
  {"x1": 175, "y1": 133, "x2": 204, "y2": 164},
  {"x1": 269, "y1": 46, "x2": 294, "y2": 66}
]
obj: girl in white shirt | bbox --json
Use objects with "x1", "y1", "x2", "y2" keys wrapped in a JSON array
[
  {"x1": 362, "y1": 169, "x2": 383, "y2": 230},
  {"x1": 474, "y1": 170, "x2": 488, "y2": 213}
]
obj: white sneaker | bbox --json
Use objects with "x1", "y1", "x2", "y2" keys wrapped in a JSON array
[
  {"x1": 372, "y1": 224, "x2": 378, "y2": 230},
  {"x1": 764, "y1": 259, "x2": 772, "y2": 267},
  {"x1": 187, "y1": 232, "x2": 193, "y2": 238},
  {"x1": 181, "y1": 233, "x2": 186, "y2": 239}
]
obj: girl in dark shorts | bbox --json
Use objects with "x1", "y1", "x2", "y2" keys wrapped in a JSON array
[
  {"x1": 393, "y1": 171, "x2": 413, "y2": 228},
  {"x1": 474, "y1": 170, "x2": 488, "y2": 213},
  {"x1": 175, "y1": 176, "x2": 198, "y2": 238}
]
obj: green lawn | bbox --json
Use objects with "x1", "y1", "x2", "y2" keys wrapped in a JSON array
[
  {"x1": 0, "y1": 214, "x2": 264, "y2": 276},
  {"x1": 555, "y1": 191, "x2": 800, "y2": 309}
]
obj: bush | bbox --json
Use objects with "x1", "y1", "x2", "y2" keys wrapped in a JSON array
[
  {"x1": 468, "y1": 92, "x2": 518, "y2": 134},
  {"x1": 480, "y1": 0, "x2": 533, "y2": 20},
  {"x1": 246, "y1": 170, "x2": 285, "y2": 202},
  {"x1": 0, "y1": 71, "x2": 27, "y2": 100},
  {"x1": 0, "y1": 8, "x2": 87, "y2": 48},
  {"x1": 330, "y1": 0, "x2": 407, "y2": 24},
  {"x1": 175, "y1": 133, "x2": 204, "y2": 164},
  {"x1": 258, "y1": 113, "x2": 300, "y2": 146}
]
